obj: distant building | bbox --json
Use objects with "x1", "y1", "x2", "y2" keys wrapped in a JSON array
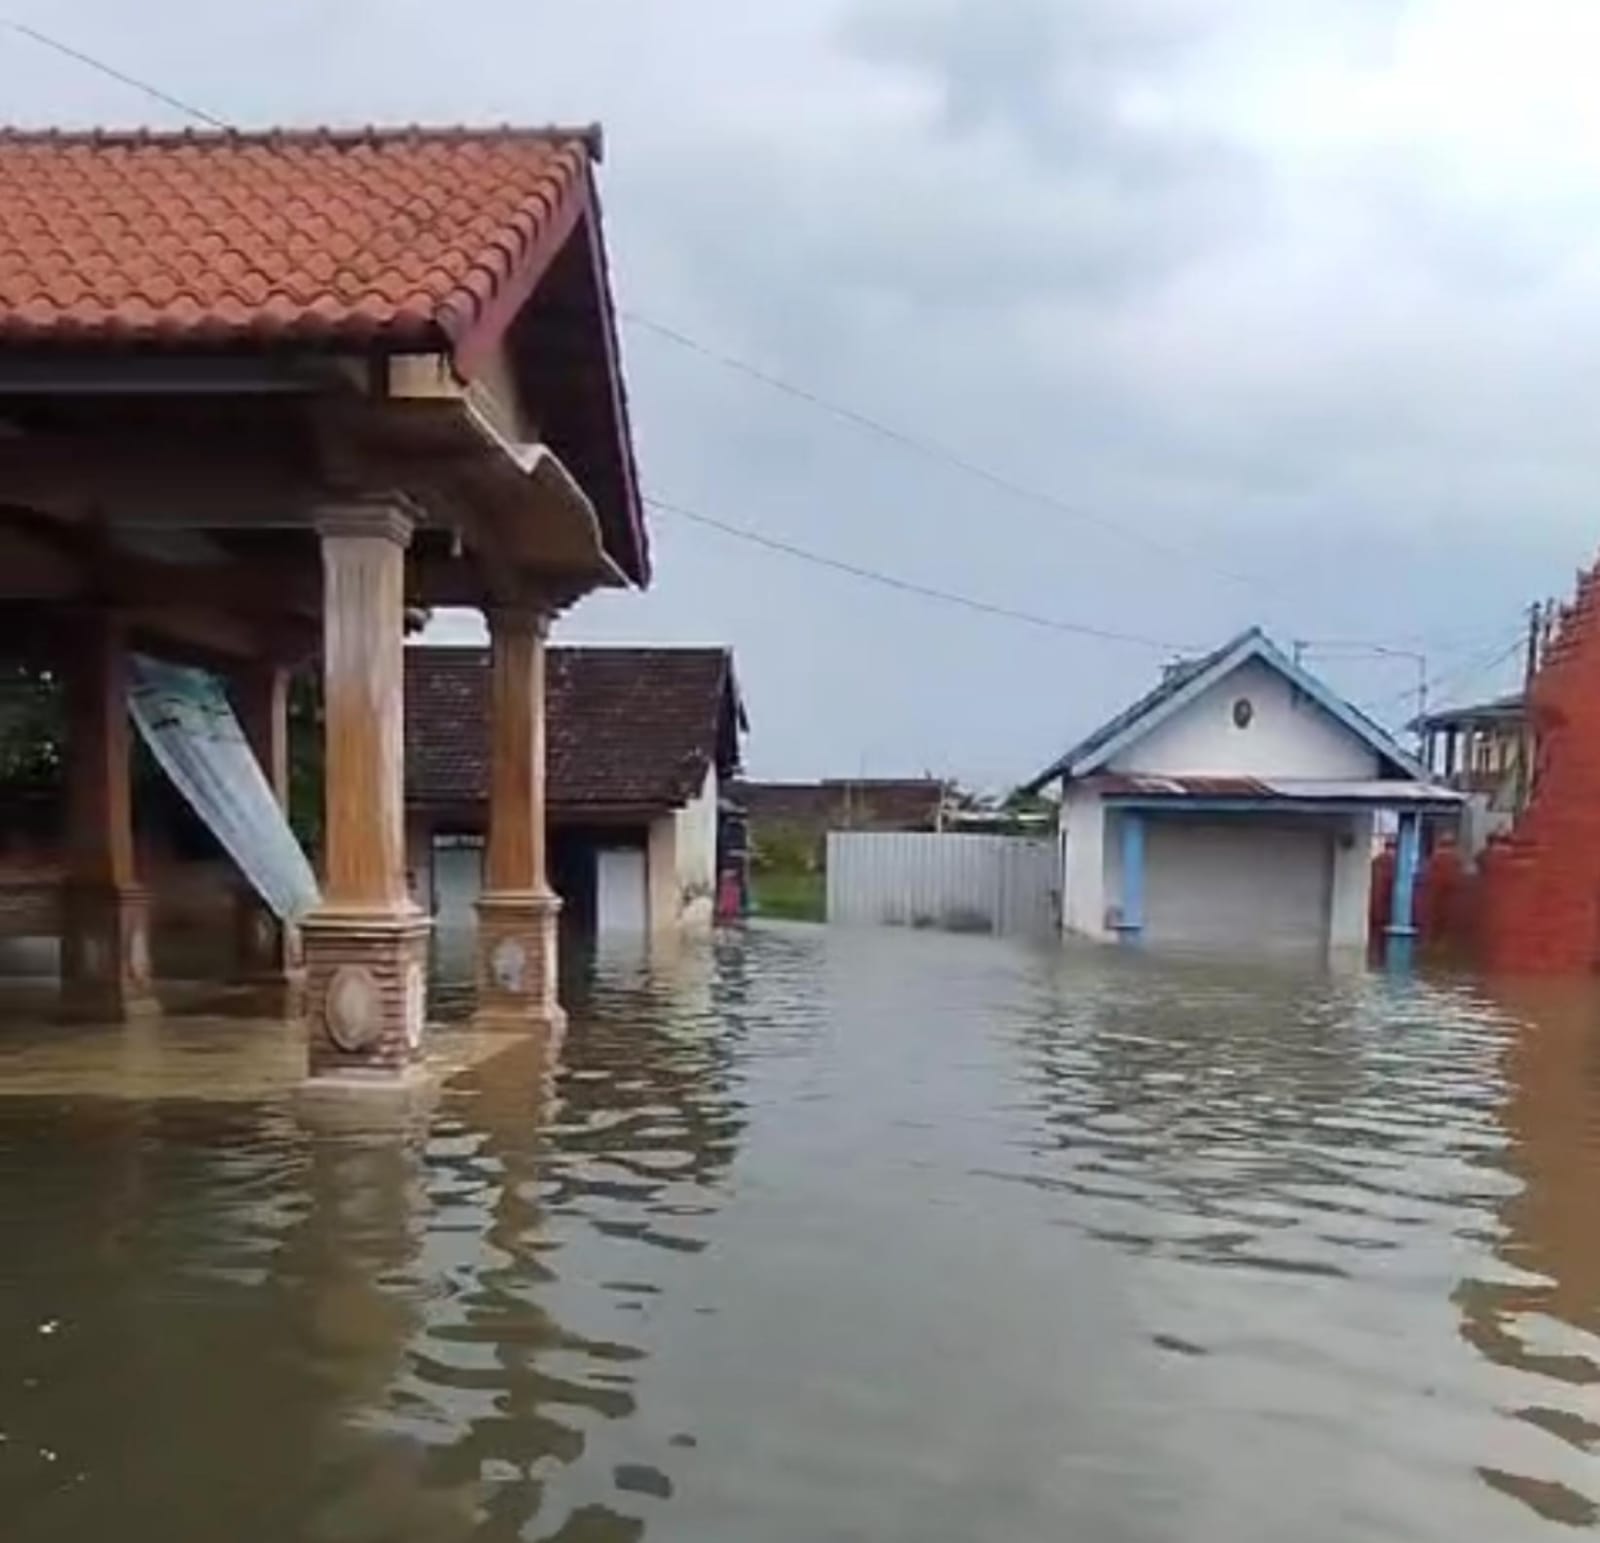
[
  {"x1": 407, "y1": 646, "x2": 744, "y2": 939},
  {"x1": 734, "y1": 778, "x2": 948, "y2": 854},
  {"x1": 1023, "y1": 628, "x2": 1460, "y2": 958},
  {"x1": 1413, "y1": 693, "x2": 1527, "y2": 848}
]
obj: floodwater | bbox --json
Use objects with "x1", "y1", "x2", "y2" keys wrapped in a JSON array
[{"x1": 1, "y1": 925, "x2": 1598, "y2": 1542}]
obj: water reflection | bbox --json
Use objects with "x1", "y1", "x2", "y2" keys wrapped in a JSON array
[
  {"x1": 1, "y1": 926, "x2": 1598, "y2": 1541},
  {"x1": 1458, "y1": 980, "x2": 1600, "y2": 1528}
]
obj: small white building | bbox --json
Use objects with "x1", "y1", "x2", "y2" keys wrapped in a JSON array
[{"x1": 1024, "y1": 629, "x2": 1460, "y2": 958}]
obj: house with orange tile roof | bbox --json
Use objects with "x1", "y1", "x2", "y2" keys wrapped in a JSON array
[{"x1": 0, "y1": 124, "x2": 648, "y2": 1085}]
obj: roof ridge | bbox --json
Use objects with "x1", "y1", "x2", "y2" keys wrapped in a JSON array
[
  {"x1": 1025, "y1": 624, "x2": 1424, "y2": 791},
  {"x1": 0, "y1": 122, "x2": 604, "y2": 158}
]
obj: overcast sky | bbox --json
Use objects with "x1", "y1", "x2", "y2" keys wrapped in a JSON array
[{"x1": 10, "y1": 1, "x2": 1599, "y2": 784}]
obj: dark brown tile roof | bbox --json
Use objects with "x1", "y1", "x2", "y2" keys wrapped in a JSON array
[
  {"x1": 406, "y1": 645, "x2": 744, "y2": 815},
  {"x1": 0, "y1": 125, "x2": 596, "y2": 353},
  {"x1": 733, "y1": 779, "x2": 946, "y2": 833}
]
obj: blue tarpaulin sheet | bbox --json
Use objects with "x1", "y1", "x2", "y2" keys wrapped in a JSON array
[{"x1": 128, "y1": 655, "x2": 321, "y2": 921}]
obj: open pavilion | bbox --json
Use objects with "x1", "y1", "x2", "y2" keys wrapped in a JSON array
[{"x1": 0, "y1": 125, "x2": 648, "y2": 1085}]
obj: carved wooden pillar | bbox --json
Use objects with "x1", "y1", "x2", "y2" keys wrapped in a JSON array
[
  {"x1": 232, "y1": 661, "x2": 306, "y2": 1018},
  {"x1": 472, "y1": 605, "x2": 565, "y2": 1039},
  {"x1": 301, "y1": 500, "x2": 430, "y2": 1083},
  {"x1": 60, "y1": 610, "x2": 158, "y2": 1022}
]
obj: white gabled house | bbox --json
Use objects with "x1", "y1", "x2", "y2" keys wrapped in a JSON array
[{"x1": 1024, "y1": 629, "x2": 1461, "y2": 957}]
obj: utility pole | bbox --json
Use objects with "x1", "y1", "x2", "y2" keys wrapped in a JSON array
[{"x1": 1517, "y1": 599, "x2": 1541, "y2": 813}]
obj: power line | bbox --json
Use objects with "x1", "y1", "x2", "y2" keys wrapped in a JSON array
[
  {"x1": 624, "y1": 319, "x2": 1543, "y2": 659},
  {"x1": 1, "y1": 21, "x2": 1186, "y2": 657},
  {"x1": 1429, "y1": 634, "x2": 1527, "y2": 704},
  {"x1": 643, "y1": 494, "x2": 1193, "y2": 651},
  {"x1": 4, "y1": 20, "x2": 229, "y2": 128},
  {"x1": 1356, "y1": 631, "x2": 1524, "y2": 722},
  {"x1": 623, "y1": 310, "x2": 1272, "y2": 594},
  {"x1": 5, "y1": 16, "x2": 1520, "y2": 673}
]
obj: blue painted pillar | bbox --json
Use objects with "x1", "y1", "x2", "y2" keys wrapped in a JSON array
[
  {"x1": 1387, "y1": 811, "x2": 1422, "y2": 962},
  {"x1": 1117, "y1": 812, "x2": 1146, "y2": 941}
]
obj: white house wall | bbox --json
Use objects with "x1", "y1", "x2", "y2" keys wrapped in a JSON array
[
  {"x1": 673, "y1": 766, "x2": 719, "y2": 933},
  {"x1": 1329, "y1": 811, "x2": 1376, "y2": 952},
  {"x1": 642, "y1": 766, "x2": 719, "y2": 936},
  {"x1": 1061, "y1": 786, "x2": 1109, "y2": 939},
  {"x1": 1112, "y1": 659, "x2": 1381, "y2": 780}
]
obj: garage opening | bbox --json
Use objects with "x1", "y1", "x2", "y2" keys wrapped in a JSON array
[{"x1": 1142, "y1": 818, "x2": 1333, "y2": 955}]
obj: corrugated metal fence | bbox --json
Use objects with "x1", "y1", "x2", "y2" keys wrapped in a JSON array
[{"x1": 826, "y1": 832, "x2": 1057, "y2": 937}]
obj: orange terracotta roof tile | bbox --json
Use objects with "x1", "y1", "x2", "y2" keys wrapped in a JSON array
[{"x1": 0, "y1": 125, "x2": 601, "y2": 357}]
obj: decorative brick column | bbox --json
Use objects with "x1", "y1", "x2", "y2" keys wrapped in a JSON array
[
  {"x1": 473, "y1": 606, "x2": 565, "y2": 1040},
  {"x1": 301, "y1": 500, "x2": 431, "y2": 1082},
  {"x1": 1481, "y1": 561, "x2": 1600, "y2": 972},
  {"x1": 60, "y1": 611, "x2": 158, "y2": 1022},
  {"x1": 232, "y1": 661, "x2": 306, "y2": 1018}
]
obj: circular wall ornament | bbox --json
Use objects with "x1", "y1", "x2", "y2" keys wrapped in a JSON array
[
  {"x1": 1232, "y1": 696, "x2": 1255, "y2": 729},
  {"x1": 324, "y1": 965, "x2": 381, "y2": 1053},
  {"x1": 405, "y1": 961, "x2": 426, "y2": 1051},
  {"x1": 491, "y1": 938, "x2": 527, "y2": 995}
]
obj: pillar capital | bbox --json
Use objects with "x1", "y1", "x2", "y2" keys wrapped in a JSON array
[
  {"x1": 483, "y1": 604, "x2": 553, "y2": 641},
  {"x1": 313, "y1": 495, "x2": 422, "y2": 547}
]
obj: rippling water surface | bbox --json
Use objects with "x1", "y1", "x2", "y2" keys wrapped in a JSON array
[{"x1": 2, "y1": 924, "x2": 1598, "y2": 1541}]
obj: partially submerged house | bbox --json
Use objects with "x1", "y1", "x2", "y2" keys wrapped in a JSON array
[
  {"x1": 0, "y1": 125, "x2": 647, "y2": 1084},
  {"x1": 407, "y1": 646, "x2": 743, "y2": 937},
  {"x1": 1024, "y1": 629, "x2": 1460, "y2": 957}
]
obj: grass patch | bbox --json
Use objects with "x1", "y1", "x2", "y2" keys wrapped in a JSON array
[{"x1": 751, "y1": 868, "x2": 825, "y2": 922}]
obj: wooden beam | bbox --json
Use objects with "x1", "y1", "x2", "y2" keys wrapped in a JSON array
[
  {"x1": 65, "y1": 613, "x2": 134, "y2": 888},
  {"x1": 0, "y1": 403, "x2": 327, "y2": 528},
  {"x1": 60, "y1": 610, "x2": 159, "y2": 1021},
  {"x1": 124, "y1": 605, "x2": 291, "y2": 663},
  {"x1": 0, "y1": 505, "x2": 321, "y2": 626}
]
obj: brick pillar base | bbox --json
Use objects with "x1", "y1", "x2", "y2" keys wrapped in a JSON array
[
  {"x1": 234, "y1": 891, "x2": 307, "y2": 1020},
  {"x1": 302, "y1": 910, "x2": 431, "y2": 1083},
  {"x1": 60, "y1": 882, "x2": 160, "y2": 1023},
  {"x1": 472, "y1": 892, "x2": 565, "y2": 1040}
]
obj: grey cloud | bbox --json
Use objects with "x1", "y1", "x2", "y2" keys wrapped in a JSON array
[{"x1": 0, "y1": 0, "x2": 1584, "y2": 781}]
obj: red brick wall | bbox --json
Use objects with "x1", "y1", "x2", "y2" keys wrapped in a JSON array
[{"x1": 1479, "y1": 569, "x2": 1600, "y2": 972}]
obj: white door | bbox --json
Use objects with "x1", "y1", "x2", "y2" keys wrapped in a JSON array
[
  {"x1": 1144, "y1": 820, "x2": 1332, "y2": 954},
  {"x1": 431, "y1": 840, "x2": 483, "y2": 981},
  {"x1": 596, "y1": 846, "x2": 649, "y2": 935},
  {"x1": 432, "y1": 842, "x2": 482, "y2": 929}
]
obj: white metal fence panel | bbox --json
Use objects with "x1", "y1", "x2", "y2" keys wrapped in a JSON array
[{"x1": 826, "y1": 832, "x2": 1056, "y2": 937}]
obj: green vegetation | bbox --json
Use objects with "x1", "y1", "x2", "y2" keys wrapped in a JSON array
[
  {"x1": 0, "y1": 661, "x2": 325, "y2": 855},
  {"x1": 0, "y1": 662, "x2": 63, "y2": 787},
  {"x1": 750, "y1": 823, "x2": 826, "y2": 922},
  {"x1": 751, "y1": 866, "x2": 826, "y2": 922}
]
